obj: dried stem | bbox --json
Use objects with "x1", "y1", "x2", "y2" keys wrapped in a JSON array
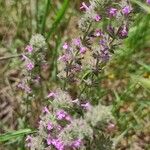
[{"x1": 0, "y1": 54, "x2": 24, "y2": 61}]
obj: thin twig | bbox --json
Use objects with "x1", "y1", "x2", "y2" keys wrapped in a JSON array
[{"x1": 0, "y1": 54, "x2": 23, "y2": 61}]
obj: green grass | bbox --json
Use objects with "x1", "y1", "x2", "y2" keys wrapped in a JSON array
[
  {"x1": 46, "y1": 0, "x2": 69, "y2": 40},
  {"x1": 0, "y1": 129, "x2": 35, "y2": 142}
]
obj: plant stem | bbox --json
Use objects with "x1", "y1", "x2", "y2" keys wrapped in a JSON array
[
  {"x1": 41, "y1": 0, "x2": 51, "y2": 34},
  {"x1": 36, "y1": 0, "x2": 39, "y2": 32},
  {"x1": 46, "y1": 0, "x2": 69, "y2": 40},
  {"x1": 0, "y1": 54, "x2": 24, "y2": 61}
]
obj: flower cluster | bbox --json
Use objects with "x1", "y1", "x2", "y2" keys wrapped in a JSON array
[
  {"x1": 58, "y1": 38, "x2": 87, "y2": 83},
  {"x1": 26, "y1": 90, "x2": 113, "y2": 150},
  {"x1": 58, "y1": 0, "x2": 133, "y2": 87},
  {"x1": 47, "y1": 89, "x2": 92, "y2": 113},
  {"x1": 17, "y1": 34, "x2": 47, "y2": 94},
  {"x1": 25, "y1": 0, "x2": 135, "y2": 149},
  {"x1": 24, "y1": 34, "x2": 47, "y2": 72}
]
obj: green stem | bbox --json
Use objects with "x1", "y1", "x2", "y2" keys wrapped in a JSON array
[
  {"x1": 41, "y1": 0, "x2": 51, "y2": 34},
  {"x1": 79, "y1": 85, "x2": 87, "y2": 97},
  {"x1": 36, "y1": 0, "x2": 39, "y2": 32},
  {"x1": 46, "y1": 0, "x2": 69, "y2": 40},
  {"x1": 82, "y1": 22, "x2": 92, "y2": 41}
]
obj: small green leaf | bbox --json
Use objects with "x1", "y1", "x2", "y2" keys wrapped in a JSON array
[
  {"x1": 131, "y1": 75, "x2": 150, "y2": 90},
  {"x1": 138, "y1": 77, "x2": 150, "y2": 90},
  {"x1": 0, "y1": 129, "x2": 35, "y2": 142},
  {"x1": 113, "y1": 128, "x2": 129, "y2": 149},
  {"x1": 138, "y1": 61, "x2": 150, "y2": 72}
]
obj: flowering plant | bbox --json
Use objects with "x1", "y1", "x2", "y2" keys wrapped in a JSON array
[
  {"x1": 24, "y1": 0, "x2": 134, "y2": 149},
  {"x1": 26, "y1": 89, "x2": 113, "y2": 150},
  {"x1": 0, "y1": 0, "x2": 150, "y2": 150},
  {"x1": 58, "y1": 0, "x2": 133, "y2": 102}
]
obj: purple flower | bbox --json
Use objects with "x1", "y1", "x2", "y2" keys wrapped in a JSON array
[
  {"x1": 122, "y1": 6, "x2": 132, "y2": 15},
  {"x1": 72, "y1": 64, "x2": 82, "y2": 73},
  {"x1": 108, "y1": 8, "x2": 117, "y2": 17},
  {"x1": 26, "y1": 135, "x2": 32, "y2": 147},
  {"x1": 72, "y1": 99, "x2": 79, "y2": 104},
  {"x1": 99, "y1": 39, "x2": 106, "y2": 47},
  {"x1": 56, "y1": 110, "x2": 71, "y2": 121},
  {"x1": 80, "y1": 2, "x2": 89, "y2": 11},
  {"x1": 94, "y1": 14, "x2": 102, "y2": 22},
  {"x1": 95, "y1": 29, "x2": 102, "y2": 37},
  {"x1": 51, "y1": 138, "x2": 64, "y2": 150},
  {"x1": 47, "y1": 92, "x2": 56, "y2": 98},
  {"x1": 101, "y1": 47, "x2": 110, "y2": 62},
  {"x1": 47, "y1": 137, "x2": 52, "y2": 145},
  {"x1": 25, "y1": 45, "x2": 33, "y2": 53},
  {"x1": 107, "y1": 123, "x2": 116, "y2": 132},
  {"x1": 58, "y1": 54, "x2": 70, "y2": 62},
  {"x1": 81, "y1": 102, "x2": 91, "y2": 110},
  {"x1": 73, "y1": 38, "x2": 81, "y2": 46},
  {"x1": 56, "y1": 110, "x2": 67, "y2": 120},
  {"x1": 26, "y1": 135, "x2": 32, "y2": 142},
  {"x1": 17, "y1": 82, "x2": 32, "y2": 93},
  {"x1": 42, "y1": 106, "x2": 50, "y2": 114},
  {"x1": 17, "y1": 82, "x2": 25, "y2": 89},
  {"x1": 118, "y1": 26, "x2": 128, "y2": 38},
  {"x1": 26, "y1": 61, "x2": 34, "y2": 71},
  {"x1": 21, "y1": 54, "x2": 28, "y2": 61},
  {"x1": 34, "y1": 75, "x2": 41, "y2": 83},
  {"x1": 62, "y1": 42, "x2": 68, "y2": 50},
  {"x1": 72, "y1": 139, "x2": 82, "y2": 148},
  {"x1": 56, "y1": 125, "x2": 62, "y2": 131},
  {"x1": 47, "y1": 122, "x2": 53, "y2": 131},
  {"x1": 39, "y1": 120, "x2": 45, "y2": 126},
  {"x1": 26, "y1": 142, "x2": 32, "y2": 147},
  {"x1": 80, "y1": 47, "x2": 86, "y2": 54},
  {"x1": 146, "y1": 0, "x2": 150, "y2": 4},
  {"x1": 24, "y1": 86, "x2": 32, "y2": 93},
  {"x1": 65, "y1": 115, "x2": 72, "y2": 122}
]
